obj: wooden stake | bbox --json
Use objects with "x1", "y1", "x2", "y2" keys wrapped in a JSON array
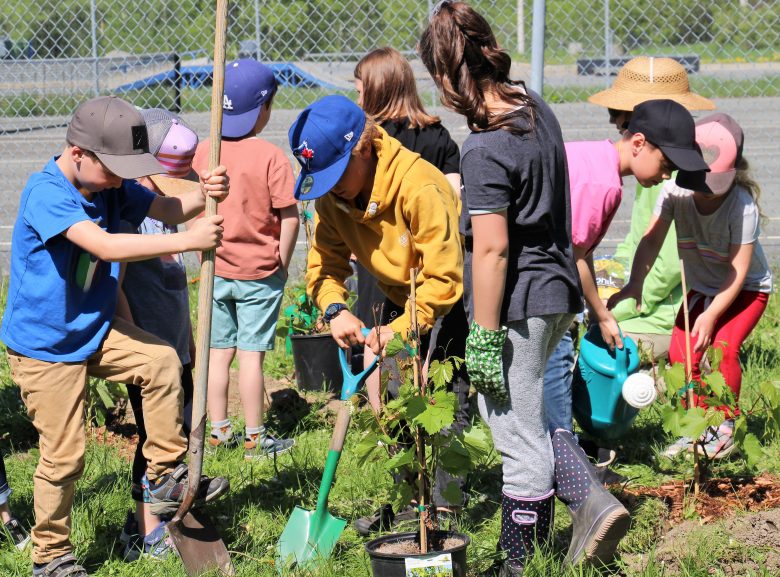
[
  {"x1": 409, "y1": 267, "x2": 428, "y2": 553},
  {"x1": 680, "y1": 259, "x2": 700, "y2": 496}
]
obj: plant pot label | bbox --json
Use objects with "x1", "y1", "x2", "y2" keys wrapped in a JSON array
[{"x1": 405, "y1": 553, "x2": 453, "y2": 576}]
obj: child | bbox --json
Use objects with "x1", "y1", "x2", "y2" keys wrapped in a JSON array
[
  {"x1": 420, "y1": 2, "x2": 626, "y2": 572},
  {"x1": 0, "y1": 95, "x2": 230, "y2": 577},
  {"x1": 287, "y1": 93, "x2": 464, "y2": 527},
  {"x1": 609, "y1": 113, "x2": 772, "y2": 460},
  {"x1": 192, "y1": 59, "x2": 299, "y2": 459},
  {"x1": 1, "y1": 455, "x2": 30, "y2": 549},
  {"x1": 351, "y1": 47, "x2": 470, "y2": 532},
  {"x1": 115, "y1": 108, "x2": 201, "y2": 560},
  {"x1": 590, "y1": 56, "x2": 716, "y2": 360}
]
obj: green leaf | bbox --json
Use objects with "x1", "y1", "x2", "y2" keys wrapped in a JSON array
[
  {"x1": 741, "y1": 433, "x2": 764, "y2": 469},
  {"x1": 389, "y1": 481, "x2": 415, "y2": 512},
  {"x1": 462, "y1": 424, "x2": 492, "y2": 461},
  {"x1": 660, "y1": 403, "x2": 685, "y2": 436},
  {"x1": 428, "y1": 360, "x2": 453, "y2": 391},
  {"x1": 385, "y1": 334, "x2": 407, "y2": 357},
  {"x1": 440, "y1": 481, "x2": 463, "y2": 507},
  {"x1": 703, "y1": 371, "x2": 727, "y2": 398},
  {"x1": 95, "y1": 381, "x2": 115, "y2": 409},
  {"x1": 678, "y1": 406, "x2": 710, "y2": 439},
  {"x1": 705, "y1": 347, "x2": 723, "y2": 371},
  {"x1": 438, "y1": 438, "x2": 472, "y2": 474},
  {"x1": 664, "y1": 363, "x2": 686, "y2": 397},
  {"x1": 409, "y1": 391, "x2": 457, "y2": 435},
  {"x1": 355, "y1": 433, "x2": 381, "y2": 465},
  {"x1": 384, "y1": 446, "x2": 416, "y2": 472},
  {"x1": 760, "y1": 380, "x2": 780, "y2": 406}
]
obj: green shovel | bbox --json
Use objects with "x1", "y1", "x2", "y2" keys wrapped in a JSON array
[{"x1": 276, "y1": 329, "x2": 379, "y2": 571}]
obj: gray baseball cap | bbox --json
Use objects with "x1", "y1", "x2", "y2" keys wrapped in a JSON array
[{"x1": 66, "y1": 96, "x2": 165, "y2": 179}]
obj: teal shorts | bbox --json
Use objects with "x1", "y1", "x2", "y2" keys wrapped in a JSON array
[{"x1": 210, "y1": 270, "x2": 286, "y2": 351}]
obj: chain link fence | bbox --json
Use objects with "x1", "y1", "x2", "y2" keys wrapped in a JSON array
[{"x1": 0, "y1": 0, "x2": 779, "y2": 266}]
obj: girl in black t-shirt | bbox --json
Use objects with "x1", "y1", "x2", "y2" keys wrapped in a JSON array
[{"x1": 420, "y1": 2, "x2": 628, "y2": 574}]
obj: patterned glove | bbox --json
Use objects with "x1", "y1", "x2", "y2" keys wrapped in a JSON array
[{"x1": 465, "y1": 322, "x2": 509, "y2": 405}]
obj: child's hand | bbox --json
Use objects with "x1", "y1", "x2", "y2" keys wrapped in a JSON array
[
  {"x1": 199, "y1": 165, "x2": 229, "y2": 203},
  {"x1": 607, "y1": 282, "x2": 642, "y2": 311},
  {"x1": 598, "y1": 313, "x2": 624, "y2": 351},
  {"x1": 186, "y1": 214, "x2": 224, "y2": 251},
  {"x1": 329, "y1": 311, "x2": 366, "y2": 349},
  {"x1": 691, "y1": 311, "x2": 716, "y2": 353},
  {"x1": 364, "y1": 326, "x2": 395, "y2": 356}
]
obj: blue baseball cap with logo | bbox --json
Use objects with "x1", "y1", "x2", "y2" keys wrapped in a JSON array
[
  {"x1": 288, "y1": 95, "x2": 366, "y2": 200},
  {"x1": 222, "y1": 59, "x2": 277, "y2": 138}
]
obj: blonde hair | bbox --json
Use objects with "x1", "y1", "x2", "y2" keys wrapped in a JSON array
[
  {"x1": 734, "y1": 157, "x2": 766, "y2": 223},
  {"x1": 352, "y1": 118, "x2": 380, "y2": 157},
  {"x1": 354, "y1": 47, "x2": 440, "y2": 129}
]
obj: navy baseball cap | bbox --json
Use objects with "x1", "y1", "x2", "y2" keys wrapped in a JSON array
[
  {"x1": 222, "y1": 59, "x2": 277, "y2": 138},
  {"x1": 288, "y1": 95, "x2": 366, "y2": 201},
  {"x1": 628, "y1": 99, "x2": 710, "y2": 173}
]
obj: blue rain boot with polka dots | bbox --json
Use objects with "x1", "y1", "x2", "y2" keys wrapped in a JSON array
[
  {"x1": 496, "y1": 490, "x2": 555, "y2": 575},
  {"x1": 552, "y1": 429, "x2": 630, "y2": 567}
]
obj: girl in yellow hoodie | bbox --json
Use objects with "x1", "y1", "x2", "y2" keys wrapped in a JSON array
[{"x1": 288, "y1": 94, "x2": 469, "y2": 530}]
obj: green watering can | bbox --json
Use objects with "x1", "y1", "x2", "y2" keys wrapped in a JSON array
[
  {"x1": 276, "y1": 328, "x2": 378, "y2": 571},
  {"x1": 572, "y1": 325, "x2": 649, "y2": 440}
]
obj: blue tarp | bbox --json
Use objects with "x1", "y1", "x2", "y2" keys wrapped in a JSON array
[{"x1": 114, "y1": 62, "x2": 339, "y2": 93}]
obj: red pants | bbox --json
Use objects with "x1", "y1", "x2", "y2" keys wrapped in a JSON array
[{"x1": 669, "y1": 290, "x2": 769, "y2": 418}]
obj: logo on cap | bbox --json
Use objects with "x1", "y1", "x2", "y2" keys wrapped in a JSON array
[
  {"x1": 300, "y1": 175, "x2": 314, "y2": 195},
  {"x1": 344, "y1": 131, "x2": 354, "y2": 142},
  {"x1": 223, "y1": 95, "x2": 234, "y2": 111},
  {"x1": 131, "y1": 125, "x2": 149, "y2": 152},
  {"x1": 294, "y1": 141, "x2": 315, "y2": 171}
]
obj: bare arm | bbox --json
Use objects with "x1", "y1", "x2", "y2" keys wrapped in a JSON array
[
  {"x1": 146, "y1": 166, "x2": 229, "y2": 224},
  {"x1": 471, "y1": 211, "x2": 508, "y2": 330},
  {"x1": 278, "y1": 204, "x2": 300, "y2": 272},
  {"x1": 575, "y1": 246, "x2": 623, "y2": 349},
  {"x1": 608, "y1": 215, "x2": 672, "y2": 311},
  {"x1": 64, "y1": 216, "x2": 223, "y2": 262}
]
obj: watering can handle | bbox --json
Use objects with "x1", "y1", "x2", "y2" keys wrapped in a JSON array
[
  {"x1": 615, "y1": 327, "x2": 628, "y2": 383},
  {"x1": 337, "y1": 328, "x2": 380, "y2": 401}
]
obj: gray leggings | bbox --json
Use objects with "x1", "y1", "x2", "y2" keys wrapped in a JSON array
[{"x1": 478, "y1": 313, "x2": 575, "y2": 497}]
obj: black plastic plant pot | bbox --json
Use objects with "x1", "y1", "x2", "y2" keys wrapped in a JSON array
[
  {"x1": 289, "y1": 333, "x2": 342, "y2": 393},
  {"x1": 365, "y1": 531, "x2": 470, "y2": 577}
]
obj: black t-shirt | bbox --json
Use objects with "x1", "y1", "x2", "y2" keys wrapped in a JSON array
[
  {"x1": 460, "y1": 90, "x2": 582, "y2": 322},
  {"x1": 381, "y1": 119, "x2": 460, "y2": 174}
]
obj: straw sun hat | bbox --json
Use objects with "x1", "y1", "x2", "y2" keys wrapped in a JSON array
[{"x1": 588, "y1": 56, "x2": 716, "y2": 112}]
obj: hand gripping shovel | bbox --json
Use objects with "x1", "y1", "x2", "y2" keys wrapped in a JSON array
[
  {"x1": 166, "y1": 0, "x2": 232, "y2": 575},
  {"x1": 276, "y1": 329, "x2": 379, "y2": 571}
]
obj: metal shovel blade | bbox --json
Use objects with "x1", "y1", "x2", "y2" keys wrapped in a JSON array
[
  {"x1": 168, "y1": 510, "x2": 235, "y2": 576},
  {"x1": 276, "y1": 506, "x2": 347, "y2": 570}
]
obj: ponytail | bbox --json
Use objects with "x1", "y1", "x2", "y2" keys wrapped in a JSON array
[{"x1": 419, "y1": 1, "x2": 535, "y2": 134}]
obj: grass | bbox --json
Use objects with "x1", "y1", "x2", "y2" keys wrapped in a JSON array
[{"x1": 1, "y1": 279, "x2": 780, "y2": 576}]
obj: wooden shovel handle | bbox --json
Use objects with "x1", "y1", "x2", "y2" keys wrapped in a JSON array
[{"x1": 171, "y1": 0, "x2": 228, "y2": 524}]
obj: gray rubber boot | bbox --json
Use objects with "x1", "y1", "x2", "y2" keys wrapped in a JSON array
[{"x1": 552, "y1": 429, "x2": 630, "y2": 567}]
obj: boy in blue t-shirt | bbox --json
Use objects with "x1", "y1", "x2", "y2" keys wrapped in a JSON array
[{"x1": 0, "y1": 96, "x2": 230, "y2": 577}]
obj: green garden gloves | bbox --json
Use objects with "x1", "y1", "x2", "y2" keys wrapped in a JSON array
[{"x1": 465, "y1": 322, "x2": 509, "y2": 405}]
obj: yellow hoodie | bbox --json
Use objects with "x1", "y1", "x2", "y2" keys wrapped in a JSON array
[{"x1": 306, "y1": 127, "x2": 463, "y2": 336}]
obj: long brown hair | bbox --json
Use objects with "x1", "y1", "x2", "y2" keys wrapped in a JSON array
[
  {"x1": 354, "y1": 47, "x2": 440, "y2": 129},
  {"x1": 419, "y1": 1, "x2": 535, "y2": 133},
  {"x1": 734, "y1": 157, "x2": 766, "y2": 223}
]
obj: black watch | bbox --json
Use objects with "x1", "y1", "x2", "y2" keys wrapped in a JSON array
[{"x1": 323, "y1": 303, "x2": 348, "y2": 323}]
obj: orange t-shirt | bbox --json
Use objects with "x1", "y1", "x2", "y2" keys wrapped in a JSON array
[{"x1": 192, "y1": 137, "x2": 296, "y2": 280}]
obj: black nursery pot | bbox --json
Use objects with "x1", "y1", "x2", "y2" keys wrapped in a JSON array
[
  {"x1": 289, "y1": 333, "x2": 342, "y2": 393},
  {"x1": 365, "y1": 531, "x2": 471, "y2": 577}
]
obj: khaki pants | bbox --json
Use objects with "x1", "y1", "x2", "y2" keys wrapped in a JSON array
[
  {"x1": 7, "y1": 317, "x2": 186, "y2": 564},
  {"x1": 622, "y1": 331, "x2": 672, "y2": 363}
]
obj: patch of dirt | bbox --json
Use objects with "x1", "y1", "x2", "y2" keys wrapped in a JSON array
[
  {"x1": 375, "y1": 535, "x2": 467, "y2": 555},
  {"x1": 649, "y1": 509, "x2": 780, "y2": 576},
  {"x1": 89, "y1": 425, "x2": 138, "y2": 462},
  {"x1": 623, "y1": 472, "x2": 780, "y2": 523}
]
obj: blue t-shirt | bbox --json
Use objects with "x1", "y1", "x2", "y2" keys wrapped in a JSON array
[{"x1": 1, "y1": 157, "x2": 156, "y2": 361}]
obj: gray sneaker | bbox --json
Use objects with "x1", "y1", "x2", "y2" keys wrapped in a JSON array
[
  {"x1": 244, "y1": 434, "x2": 295, "y2": 459},
  {"x1": 3, "y1": 518, "x2": 30, "y2": 550}
]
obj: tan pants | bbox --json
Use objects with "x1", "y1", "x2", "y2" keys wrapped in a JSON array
[
  {"x1": 623, "y1": 331, "x2": 672, "y2": 363},
  {"x1": 7, "y1": 317, "x2": 186, "y2": 564}
]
